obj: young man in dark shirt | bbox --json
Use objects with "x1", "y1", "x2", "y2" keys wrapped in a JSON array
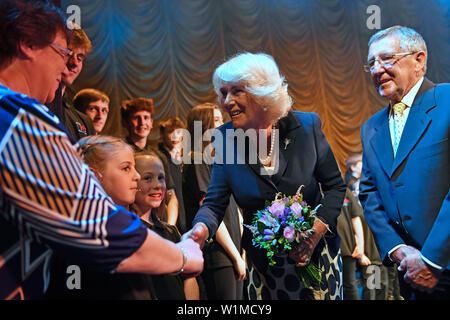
[
  {"x1": 159, "y1": 117, "x2": 186, "y2": 233},
  {"x1": 73, "y1": 88, "x2": 110, "y2": 134},
  {"x1": 47, "y1": 22, "x2": 96, "y2": 142},
  {"x1": 121, "y1": 97, "x2": 180, "y2": 226}
]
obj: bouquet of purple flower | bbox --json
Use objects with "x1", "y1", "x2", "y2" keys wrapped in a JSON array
[{"x1": 244, "y1": 186, "x2": 322, "y2": 286}]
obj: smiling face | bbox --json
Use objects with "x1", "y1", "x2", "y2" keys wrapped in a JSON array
[
  {"x1": 62, "y1": 46, "x2": 86, "y2": 86},
  {"x1": 31, "y1": 30, "x2": 69, "y2": 103},
  {"x1": 96, "y1": 148, "x2": 140, "y2": 207},
  {"x1": 125, "y1": 110, "x2": 153, "y2": 140},
  {"x1": 84, "y1": 99, "x2": 109, "y2": 133},
  {"x1": 134, "y1": 155, "x2": 166, "y2": 211},
  {"x1": 219, "y1": 82, "x2": 269, "y2": 130},
  {"x1": 368, "y1": 35, "x2": 425, "y2": 103}
]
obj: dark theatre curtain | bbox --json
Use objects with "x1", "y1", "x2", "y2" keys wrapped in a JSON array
[{"x1": 61, "y1": 0, "x2": 450, "y2": 171}]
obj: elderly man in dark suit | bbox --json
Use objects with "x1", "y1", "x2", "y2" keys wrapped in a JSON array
[{"x1": 359, "y1": 25, "x2": 449, "y2": 299}]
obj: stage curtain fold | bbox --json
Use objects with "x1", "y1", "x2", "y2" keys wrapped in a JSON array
[{"x1": 62, "y1": 0, "x2": 450, "y2": 171}]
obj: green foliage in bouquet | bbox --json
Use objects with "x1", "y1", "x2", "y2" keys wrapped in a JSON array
[{"x1": 245, "y1": 187, "x2": 323, "y2": 287}]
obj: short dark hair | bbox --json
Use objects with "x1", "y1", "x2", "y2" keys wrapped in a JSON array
[
  {"x1": 120, "y1": 97, "x2": 154, "y2": 122},
  {"x1": 159, "y1": 117, "x2": 185, "y2": 135},
  {"x1": 0, "y1": 0, "x2": 70, "y2": 70},
  {"x1": 73, "y1": 88, "x2": 110, "y2": 113}
]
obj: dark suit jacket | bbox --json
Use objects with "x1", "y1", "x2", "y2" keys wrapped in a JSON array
[
  {"x1": 359, "y1": 79, "x2": 449, "y2": 270},
  {"x1": 193, "y1": 111, "x2": 346, "y2": 270},
  {"x1": 64, "y1": 101, "x2": 96, "y2": 142},
  {"x1": 46, "y1": 84, "x2": 96, "y2": 143}
]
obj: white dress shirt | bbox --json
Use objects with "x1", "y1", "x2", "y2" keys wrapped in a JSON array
[{"x1": 388, "y1": 77, "x2": 424, "y2": 155}]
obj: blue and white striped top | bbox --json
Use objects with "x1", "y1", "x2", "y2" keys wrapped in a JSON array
[{"x1": 0, "y1": 84, "x2": 147, "y2": 300}]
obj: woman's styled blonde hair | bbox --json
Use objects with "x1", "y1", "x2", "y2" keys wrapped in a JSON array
[
  {"x1": 78, "y1": 135, "x2": 134, "y2": 173},
  {"x1": 212, "y1": 52, "x2": 293, "y2": 122}
]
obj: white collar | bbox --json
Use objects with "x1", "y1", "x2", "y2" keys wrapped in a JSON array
[{"x1": 400, "y1": 76, "x2": 424, "y2": 107}]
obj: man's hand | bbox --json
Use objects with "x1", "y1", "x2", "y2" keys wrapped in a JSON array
[
  {"x1": 392, "y1": 246, "x2": 440, "y2": 292},
  {"x1": 181, "y1": 222, "x2": 209, "y2": 249}
]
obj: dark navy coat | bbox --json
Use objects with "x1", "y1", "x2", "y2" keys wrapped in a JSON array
[{"x1": 193, "y1": 110, "x2": 346, "y2": 270}]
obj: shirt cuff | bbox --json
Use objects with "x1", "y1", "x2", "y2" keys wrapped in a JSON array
[
  {"x1": 421, "y1": 254, "x2": 444, "y2": 271},
  {"x1": 388, "y1": 244, "x2": 407, "y2": 262}
]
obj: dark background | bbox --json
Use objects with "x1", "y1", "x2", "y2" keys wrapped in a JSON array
[{"x1": 57, "y1": 0, "x2": 450, "y2": 171}]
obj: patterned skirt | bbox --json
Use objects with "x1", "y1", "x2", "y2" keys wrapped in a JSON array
[{"x1": 247, "y1": 241, "x2": 343, "y2": 300}]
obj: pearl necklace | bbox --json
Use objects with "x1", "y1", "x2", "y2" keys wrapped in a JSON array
[{"x1": 258, "y1": 124, "x2": 277, "y2": 166}]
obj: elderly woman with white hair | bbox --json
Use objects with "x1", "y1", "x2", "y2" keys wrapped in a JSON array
[{"x1": 185, "y1": 52, "x2": 346, "y2": 300}]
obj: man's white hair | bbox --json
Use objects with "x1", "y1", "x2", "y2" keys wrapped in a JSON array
[{"x1": 368, "y1": 25, "x2": 428, "y2": 73}]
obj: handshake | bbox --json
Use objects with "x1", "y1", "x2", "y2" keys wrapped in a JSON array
[{"x1": 176, "y1": 223, "x2": 210, "y2": 278}]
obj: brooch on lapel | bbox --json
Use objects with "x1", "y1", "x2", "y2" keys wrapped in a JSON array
[
  {"x1": 284, "y1": 138, "x2": 292, "y2": 150},
  {"x1": 76, "y1": 122, "x2": 87, "y2": 135}
]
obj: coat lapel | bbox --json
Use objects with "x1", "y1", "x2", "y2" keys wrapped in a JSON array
[
  {"x1": 238, "y1": 130, "x2": 278, "y2": 191},
  {"x1": 241, "y1": 111, "x2": 300, "y2": 189},
  {"x1": 270, "y1": 112, "x2": 300, "y2": 186},
  {"x1": 390, "y1": 79, "x2": 436, "y2": 176},
  {"x1": 369, "y1": 108, "x2": 394, "y2": 177}
]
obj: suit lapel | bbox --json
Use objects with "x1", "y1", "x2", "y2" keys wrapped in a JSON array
[
  {"x1": 242, "y1": 111, "x2": 300, "y2": 189},
  {"x1": 391, "y1": 79, "x2": 436, "y2": 176},
  {"x1": 270, "y1": 112, "x2": 299, "y2": 186},
  {"x1": 369, "y1": 108, "x2": 394, "y2": 177},
  {"x1": 239, "y1": 131, "x2": 278, "y2": 191}
]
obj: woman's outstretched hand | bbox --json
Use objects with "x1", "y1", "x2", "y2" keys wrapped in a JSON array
[{"x1": 181, "y1": 222, "x2": 210, "y2": 249}]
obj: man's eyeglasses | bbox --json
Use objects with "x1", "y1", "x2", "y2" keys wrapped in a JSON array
[
  {"x1": 364, "y1": 52, "x2": 416, "y2": 73},
  {"x1": 50, "y1": 43, "x2": 73, "y2": 63}
]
